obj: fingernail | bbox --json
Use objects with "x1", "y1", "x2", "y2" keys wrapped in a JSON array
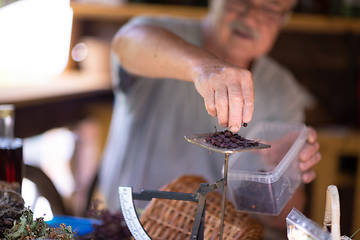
[
  {"x1": 244, "y1": 98, "x2": 254, "y2": 107},
  {"x1": 221, "y1": 124, "x2": 228, "y2": 128},
  {"x1": 230, "y1": 126, "x2": 239, "y2": 132}
]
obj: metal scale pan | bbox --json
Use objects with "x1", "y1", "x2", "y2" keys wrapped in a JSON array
[{"x1": 184, "y1": 133, "x2": 271, "y2": 154}]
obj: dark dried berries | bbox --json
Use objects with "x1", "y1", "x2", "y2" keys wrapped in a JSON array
[
  {"x1": 205, "y1": 130, "x2": 259, "y2": 149},
  {"x1": 77, "y1": 200, "x2": 131, "y2": 240}
]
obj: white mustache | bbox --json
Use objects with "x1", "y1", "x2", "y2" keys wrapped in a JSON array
[{"x1": 230, "y1": 21, "x2": 260, "y2": 40}]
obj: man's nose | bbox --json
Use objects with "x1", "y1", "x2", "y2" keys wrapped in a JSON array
[{"x1": 238, "y1": 4, "x2": 259, "y2": 25}]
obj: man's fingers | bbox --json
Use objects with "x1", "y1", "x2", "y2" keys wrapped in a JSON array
[
  {"x1": 203, "y1": 90, "x2": 217, "y2": 117},
  {"x1": 215, "y1": 85, "x2": 229, "y2": 128},
  {"x1": 298, "y1": 127, "x2": 321, "y2": 184},
  {"x1": 300, "y1": 141, "x2": 320, "y2": 161},
  {"x1": 302, "y1": 169, "x2": 316, "y2": 184},
  {"x1": 299, "y1": 152, "x2": 321, "y2": 171},
  {"x1": 228, "y1": 84, "x2": 243, "y2": 132},
  {"x1": 307, "y1": 126, "x2": 317, "y2": 143},
  {"x1": 241, "y1": 75, "x2": 254, "y2": 123},
  {"x1": 227, "y1": 70, "x2": 254, "y2": 132}
]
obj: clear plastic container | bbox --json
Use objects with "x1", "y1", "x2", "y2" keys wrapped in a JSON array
[{"x1": 226, "y1": 121, "x2": 308, "y2": 215}]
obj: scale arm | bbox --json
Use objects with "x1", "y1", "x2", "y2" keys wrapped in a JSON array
[{"x1": 133, "y1": 189, "x2": 198, "y2": 202}]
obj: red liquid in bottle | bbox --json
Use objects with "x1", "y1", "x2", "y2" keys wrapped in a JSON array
[{"x1": 0, "y1": 138, "x2": 24, "y2": 192}]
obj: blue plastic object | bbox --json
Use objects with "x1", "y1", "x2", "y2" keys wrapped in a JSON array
[{"x1": 46, "y1": 215, "x2": 102, "y2": 236}]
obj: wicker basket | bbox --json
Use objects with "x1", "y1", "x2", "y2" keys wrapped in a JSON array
[{"x1": 137, "y1": 175, "x2": 264, "y2": 240}]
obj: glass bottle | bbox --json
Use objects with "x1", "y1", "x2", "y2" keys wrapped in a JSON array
[{"x1": 0, "y1": 104, "x2": 24, "y2": 194}]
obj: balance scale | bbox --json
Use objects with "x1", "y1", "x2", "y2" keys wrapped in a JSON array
[{"x1": 119, "y1": 133, "x2": 271, "y2": 240}]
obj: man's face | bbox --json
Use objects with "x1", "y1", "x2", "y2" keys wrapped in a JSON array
[{"x1": 209, "y1": 0, "x2": 292, "y2": 64}]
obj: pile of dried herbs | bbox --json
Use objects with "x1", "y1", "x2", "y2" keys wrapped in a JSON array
[
  {"x1": 0, "y1": 181, "x2": 76, "y2": 240},
  {"x1": 0, "y1": 187, "x2": 24, "y2": 238},
  {"x1": 3, "y1": 207, "x2": 76, "y2": 240},
  {"x1": 0, "y1": 181, "x2": 132, "y2": 239}
]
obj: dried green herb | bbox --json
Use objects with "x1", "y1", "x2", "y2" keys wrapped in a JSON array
[
  {"x1": 0, "y1": 181, "x2": 130, "y2": 239},
  {"x1": 3, "y1": 207, "x2": 76, "y2": 240},
  {"x1": 0, "y1": 181, "x2": 76, "y2": 240}
]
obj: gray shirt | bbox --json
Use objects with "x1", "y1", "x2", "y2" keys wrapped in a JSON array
[{"x1": 98, "y1": 16, "x2": 310, "y2": 212}]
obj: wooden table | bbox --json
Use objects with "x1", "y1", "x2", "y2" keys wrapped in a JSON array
[{"x1": 0, "y1": 70, "x2": 113, "y2": 138}]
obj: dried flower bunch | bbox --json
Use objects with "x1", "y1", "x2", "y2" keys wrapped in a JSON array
[{"x1": 0, "y1": 181, "x2": 76, "y2": 240}]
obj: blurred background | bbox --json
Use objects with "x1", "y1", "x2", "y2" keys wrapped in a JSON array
[{"x1": 0, "y1": 0, "x2": 359, "y2": 238}]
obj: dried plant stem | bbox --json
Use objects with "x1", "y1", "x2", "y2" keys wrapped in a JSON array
[{"x1": 350, "y1": 226, "x2": 360, "y2": 239}]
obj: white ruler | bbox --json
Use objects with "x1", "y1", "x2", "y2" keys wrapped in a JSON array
[{"x1": 119, "y1": 187, "x2": 152, "y2": 240}]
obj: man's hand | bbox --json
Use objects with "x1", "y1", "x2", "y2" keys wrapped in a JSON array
[
  {"x1": 193, "y1": 62, "x2": 254, "y2": 133},
  {"x1": 299, "y1": 127, "x2": 321, "y2": 183}
]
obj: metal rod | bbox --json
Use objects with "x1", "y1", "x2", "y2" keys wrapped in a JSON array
[
  {"x1": 133, "y1": 190, "x2": 197, "y2": 202},
  {"x1": 219, "y1": 153, "x2": 229, "y2": 240}
]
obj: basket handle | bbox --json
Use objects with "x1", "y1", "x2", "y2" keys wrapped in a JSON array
[{"x1": 323, "y1": 185, "x2": 341, "y2": 240}]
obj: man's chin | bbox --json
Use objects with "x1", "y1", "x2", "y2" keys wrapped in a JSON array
[
  {"x1": 228, "y1": 43, "x2": 256, "y2": 58},
  {"x1": 224, "y1": 50, "x2": 255, "y2": 67}
]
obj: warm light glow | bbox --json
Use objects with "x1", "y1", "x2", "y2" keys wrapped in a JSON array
[{"x1": 0, "y1": 0, "x2": 73, "y2": 75}]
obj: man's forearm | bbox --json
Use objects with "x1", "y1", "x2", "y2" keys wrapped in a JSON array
[{"x1": 112, "y1": 24, "x2": 213, "y2": 82}]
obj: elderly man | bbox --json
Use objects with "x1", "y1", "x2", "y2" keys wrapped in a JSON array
[{"x1": 99, "y1": 0, "x2": 321, "y2": 238}]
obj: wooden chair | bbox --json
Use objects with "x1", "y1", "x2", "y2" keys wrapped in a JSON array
[{"x1": 24, "y1": 164, "x2": 68, "y2": 216}]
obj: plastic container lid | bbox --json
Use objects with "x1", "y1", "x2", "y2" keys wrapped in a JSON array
[{"x1": 227, "y1": 121, "x2": 308, "y2": 183}]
